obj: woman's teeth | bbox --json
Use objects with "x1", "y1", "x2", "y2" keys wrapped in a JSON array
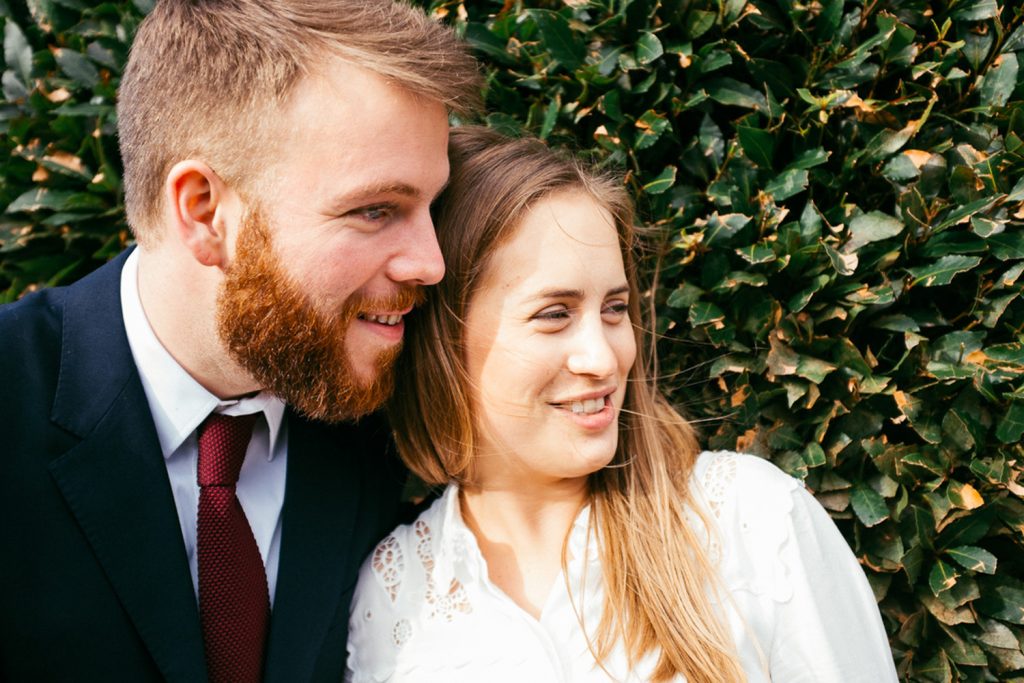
[
  {"x1": 570, "y1": 398, "x2": 605, "y2": 415},
  {"x1": 360, "y1": 313, "x2": 402, "y2": 325}
]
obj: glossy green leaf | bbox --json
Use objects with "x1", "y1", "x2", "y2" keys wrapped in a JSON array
[
  {"x1": 976, "y1": 578, "x2": 1024, "y2": 624},
  {"x1": 530, "y1": 10, "x2": 584, "y2": 70},
  {"x1": 4, "y1": 20, "x2": 32, "y2": 84},
  {"x1": 666, "y1": 282, "x2": 703, "y2": 309},
  {"x1": 929, "y1": 560, "x2": 960, "y2": 596},
  {"x1": 843, "y1": 211, "x2": 904, "y2": 253},
  {"x1": 735, "y1": 242, "x2": 775, "y2": 265},
  {"x1": 685, "y1": 9, "x2": 715, "y2": 39},
  {"x1": 822, "y1": 240, "x2": 857, "y2": 275},
  {"x1": 688, "y1": 301, "x2": 726, "y2": 326},
  {"x1": 736, "y1": 123, "x2": 774, "y2": 169},
  {"x1": 463, "y1": 23, "x2": 515, "y2": 66},
  {"x1": 539, "y1": 94, "x2": 560, "y2": 140},
  {"x1": 952, "y1": 0, "x2": 999, "y2": 20},
  {"x1": 947, "y1": 546, "x2": 998, "y2": 575},
  {"x1": 988, "y1": 231, "x2": 1024, "y2": 261},
  {"x1": 53, "y1": 47, "x2": 99, "y2": 87},
  {"x1": 764, "y1": 168, "x2": 808, "y2": 201},
  {"x1": 636, "y1": 32, "x2": 663, "y2": 65},
  {"x1": 907, "y1": 255, "x2": 982, "y2": 287},
  {"x1": 995, "y1": 401, "x2": 1024, "y2": 444},
  {"x1": 852, "y1": 485, "x2": 889, "y2": 527},
  {"x1": 703, "y1": 212, "x2": 751, "y2": 245},
  {"x1": 704, "y1": 77, "x2": 768, "y2": 110},
  {"x1": 635, "y1": 109, "x2": 670, "y2": 150},
  {"x1": 882, "y1": 154, "x2": 919, "y2": 181},
  {"x1": 789, "y1": 148, "x2": 830, "y2": 170},
  {"x1": 803, "y1": 442, "x2": 826, "y2": 468},
  {"x1": 6, "y1": 188, "x2": 106, "y2": 213},
  {"x1": 979, "y1": 54, "x2": 1019, "y2": 108},
  {"x1": 796, "y1": 356, "x2": 837, "y2": 383},
  {"x1": 642, "y1": 165, "x2": 676, "y2": 195}
]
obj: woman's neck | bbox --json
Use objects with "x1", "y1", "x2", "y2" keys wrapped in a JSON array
[{"x1": 458, "y1": 479, "x2": 589, "y2": 620}]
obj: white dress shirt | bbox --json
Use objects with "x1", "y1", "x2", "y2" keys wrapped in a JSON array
[
  {"x1": 120, "y1": 249, "x2": 288, "y2": 604},
  {"x1": 346, "y1": 451, "x2": 898, "y2": 682}
]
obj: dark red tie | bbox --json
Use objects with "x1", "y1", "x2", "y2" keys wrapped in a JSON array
[{"x1": 197, "y1": 413, "x2": 269, "y2": 683}]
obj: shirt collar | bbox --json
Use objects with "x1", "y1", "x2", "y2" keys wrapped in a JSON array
[{"x1": 120, "y1": 248, "x2": 286, "y2": 459}]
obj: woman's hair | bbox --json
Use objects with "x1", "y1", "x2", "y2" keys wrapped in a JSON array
[{"x1": 389, "y1": 126, "x2": 745, "y2": 682}]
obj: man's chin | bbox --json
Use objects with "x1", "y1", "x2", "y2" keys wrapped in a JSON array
[{"x1": 266, "y1": 357, "x2": 398, "y2": 424}]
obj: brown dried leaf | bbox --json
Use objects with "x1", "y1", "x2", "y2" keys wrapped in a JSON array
[{"x1": 43, "y1": 151, "x2": 86, "y2": 175}]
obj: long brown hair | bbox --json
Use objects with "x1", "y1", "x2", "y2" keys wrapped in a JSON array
[{"x1": 389, "y1": 127, "x2": 746, "y2": 682}]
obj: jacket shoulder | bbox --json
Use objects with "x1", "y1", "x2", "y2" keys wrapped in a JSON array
[{"x1": 0, "y1": 287, "x2": 66, "y2": 394}]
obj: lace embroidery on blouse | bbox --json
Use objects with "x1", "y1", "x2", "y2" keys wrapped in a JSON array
[
  {"x1": 701, "y1": 450, "x2": 738, "y2": 518},
  {"x1": 392, "y1": 618, "x2": 412, "y2": 646},
  {"x1": 697, "y1": 451, "x2": 739, "y2": 563},
  {"x1": 371, "y1": 535, "x2": 405, "y2": 604},
  {"x1": 416, "y1": 520, "x2": 472, "y2": 621}
]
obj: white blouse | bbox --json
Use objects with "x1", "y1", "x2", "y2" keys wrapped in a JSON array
[{"x1": 346, "y1": 451, "x2": 898, "y2": 682}]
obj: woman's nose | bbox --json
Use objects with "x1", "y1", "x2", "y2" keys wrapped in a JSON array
[{"x1": 566, "y1": 323, "x2": 618, "y2": 379}]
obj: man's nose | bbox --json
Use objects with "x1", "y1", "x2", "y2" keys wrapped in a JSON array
[{"x1": 388, "y1": 211, "x2": 445, "y2": 286}]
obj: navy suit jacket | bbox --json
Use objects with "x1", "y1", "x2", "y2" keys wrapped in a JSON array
[{"x1": 0, "y1": 250, "x2": 406, "y2": 682}]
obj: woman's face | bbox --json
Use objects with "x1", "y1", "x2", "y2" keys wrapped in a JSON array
[{"x1": 463, "y1": 189, "x2": 637, "y2": 490}]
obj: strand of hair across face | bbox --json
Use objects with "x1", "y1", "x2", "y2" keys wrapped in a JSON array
[{"x1": 583, "y1": 392, "x2": 748, "y2": 683}]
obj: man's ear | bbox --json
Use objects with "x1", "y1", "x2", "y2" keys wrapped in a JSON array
[{"x1": 165, "y1": 160, "x2": 237, "y2": 268}]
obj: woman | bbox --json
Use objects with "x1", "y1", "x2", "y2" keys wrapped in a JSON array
[{"x1": 346, "y1": 127, "x2": 897, "y2": 682}]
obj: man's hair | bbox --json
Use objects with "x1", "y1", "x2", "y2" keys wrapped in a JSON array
[{"x1": 117, "y1": 0, "x2": 481, "y2": 245}]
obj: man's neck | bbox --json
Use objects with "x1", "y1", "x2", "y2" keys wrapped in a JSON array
[{"x1": 135, "y1": 246, "x2": 260, "y2": 399}]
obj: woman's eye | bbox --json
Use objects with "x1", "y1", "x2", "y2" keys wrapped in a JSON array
[
  {"x1": 603, "y1": 301, "x2": 629, "y2": 318},
  {"x1": 532, "y1": 306, "x2": 571, "y2": 322}
]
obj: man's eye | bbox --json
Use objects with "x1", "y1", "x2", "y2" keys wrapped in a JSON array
[{"x1": 349, "y1": 204, "x2": 395, "y2": 222}]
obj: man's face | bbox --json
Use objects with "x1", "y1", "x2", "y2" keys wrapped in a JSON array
[
  {"x1": 217, "y1": 59, "x2": 450, "y2": 421},
  {"x1": 217, "y1": 207, "x2": 423, "y2": 421}
]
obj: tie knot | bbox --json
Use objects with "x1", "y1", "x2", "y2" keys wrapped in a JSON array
[{"x1": 197, "y1": 413, "x2": 259, "y2": 487}]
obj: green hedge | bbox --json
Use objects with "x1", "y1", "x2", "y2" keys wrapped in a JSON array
[{"x1": 2, "y1": 0, "x2": 1023, "y2": 679}]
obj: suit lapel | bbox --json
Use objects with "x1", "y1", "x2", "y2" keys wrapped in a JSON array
[
  {"x1": 47, "y1": 251, "x2": 208, "y2": 683},
  {"x1": 264, "y1": 414, "x2": 363, "y2": 683}
]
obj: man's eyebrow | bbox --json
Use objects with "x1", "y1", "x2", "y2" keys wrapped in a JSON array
[
  {"x1": 329, "y1": 179, "x2": 451, "y2": 213},
  {"x1": 332, "y1": 182, "x2": 421, "y2": 208}
]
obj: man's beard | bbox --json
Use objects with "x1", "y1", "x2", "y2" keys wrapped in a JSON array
[{"x1": 216, "y1": 208, "x2": 421, "y2": 423}]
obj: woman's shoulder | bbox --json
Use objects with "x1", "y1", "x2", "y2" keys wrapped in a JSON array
[
  {"x1": 692, "y1": 450, "x2": 824, "y2": 603},
  {"x1": 693, "y1": 450, "x2": 804, "y2": 518},
  {"x1": 691, "y1": 455, "x2": 896, "y2": 680}
]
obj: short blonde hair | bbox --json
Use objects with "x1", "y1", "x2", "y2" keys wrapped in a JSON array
[{"x1": 117, "y1": 0, "x2": 481, "y2": 245}]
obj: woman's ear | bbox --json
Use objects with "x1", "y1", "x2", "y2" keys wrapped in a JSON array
[{"x1": 165, "y1": 160, "x2": 236, "y2": 268}]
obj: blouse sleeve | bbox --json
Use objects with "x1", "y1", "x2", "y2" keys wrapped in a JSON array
[{"x1": 723, "y1": 454, "x2": 898, "y2": 682}]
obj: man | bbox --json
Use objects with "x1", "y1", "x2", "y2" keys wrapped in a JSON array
[{"x1": 0, "y1": 1, "x2": 479, "y2": 681}]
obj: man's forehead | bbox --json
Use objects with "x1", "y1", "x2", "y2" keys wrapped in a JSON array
[{"x1": 254, "y1": 56, "x2": 451, "y2": 208}]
